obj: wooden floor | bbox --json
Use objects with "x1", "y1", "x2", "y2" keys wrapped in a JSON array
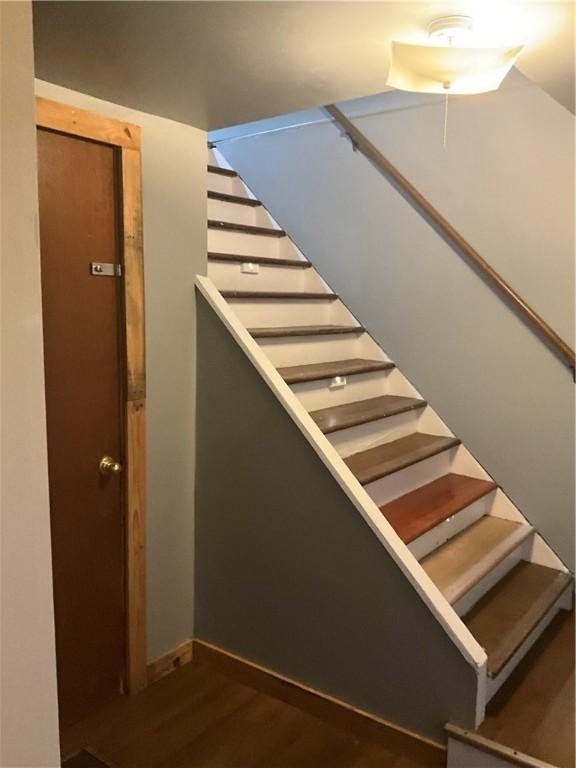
[
  {"x1": 479, "y1": 608, "x2": 575, "y2": 768},
  {"x1": 62, "y1": 611, "x2": 574, "y2": 768},
  {"x1": 61, "y1": 660, "x2": 443, "y2": 768}
]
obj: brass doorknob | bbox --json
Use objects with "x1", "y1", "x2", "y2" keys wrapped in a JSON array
[{"x1": 99, "y1": 456, "x2": 122, "y2": 475}]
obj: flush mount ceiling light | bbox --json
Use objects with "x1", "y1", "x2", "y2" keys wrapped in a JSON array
[
  {"x1": 427, "y1": 15, "x2": 473, "y2": 44},
  {"x1": 386, "y1": 16, "x2": 524, "y2": 95}
]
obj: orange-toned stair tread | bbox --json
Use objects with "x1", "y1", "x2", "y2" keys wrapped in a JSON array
[{"x1": 380, "y1": 473, "x2": 497, "y2": 544}]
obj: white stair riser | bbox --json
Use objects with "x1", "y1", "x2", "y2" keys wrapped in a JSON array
[
  {"x1": 409, "y1": 492, "x2": 497, "y2": 561},
  {"x1": 228, "y1": 297, "x2": 351, "y2": 328},
  {"x1": 208, "y1": 147, "x2": 226, "y2": 166},
  {"x1": 328, "y1": 408, "x2": 428, "y2": 458},
  {"x1": 453, "y1": 532, "x2": 533, "y2": 616},
  {"x1": 291, "y1": 369, "x2": 393, "y2": 411},
  {"x1": 207, "y1": 172, "x2": 248, "y2": 197},
  {"x1": 385, "y1": 367, "x2": 423, "y2": 399},
  {"x1": 208, "y1": 229, "x2": 290, "y2": 258},
  {"x1": 208, "y1": 198, "x2": 276, "y2": 228},
  {"x1": 363, "y1": 446, "x2": 460, "y2": 507},
  {"x1": 257, "y1": 333, "x2": 383, "y2": 368},
  {"x1": 208, "y1": 261, "x2": 321, "y2": 292},
  {"x1": 416, "y1": 406, "x2": 454, "y2": 438},
  {"x1": 486, "y1": 583, "x2": 573, "y2": 702},
  {"x1": 487, "y1": 490, "x2": 576, "y2": 569},
  {"x1": 527, "y1": 533, "x2": 569, "y2": 571}
]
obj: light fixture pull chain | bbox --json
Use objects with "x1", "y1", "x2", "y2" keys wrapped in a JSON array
[{"x1": 443, "y1": 92, "x2": 449, "y2": 149}]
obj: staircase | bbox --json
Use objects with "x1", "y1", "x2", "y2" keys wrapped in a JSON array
[{"x1": 200, "y1": 147, "x2": 573, "y2": 735}]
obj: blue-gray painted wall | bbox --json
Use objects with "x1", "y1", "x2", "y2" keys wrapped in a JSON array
[{"x1": 215, "y1": 71, "x2": 575, "y2": 569}]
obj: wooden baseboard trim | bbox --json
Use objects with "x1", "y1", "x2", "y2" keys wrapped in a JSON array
[
  {"x1": 193, "y1": 639, "x2": 445, "y2": 758},
  {"x1": 147, "y1": 639, "x2": 193, "y2": 685},
  {"x1": 446, "y1": 723, "x2": 559, "y2": 768}
]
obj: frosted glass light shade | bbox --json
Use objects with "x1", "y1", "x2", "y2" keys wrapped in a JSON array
[{"x1": 387, "y1": 41, "x2": 524, "y2": 95}]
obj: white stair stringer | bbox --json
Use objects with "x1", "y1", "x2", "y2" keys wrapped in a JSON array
[{"x1": 196, "y1": 273, "x2": 489, "y2": 726}]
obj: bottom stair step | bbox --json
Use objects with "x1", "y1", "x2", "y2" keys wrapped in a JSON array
[{"x1": 463, "y1": 561, "x2": 573, "y2": 678}]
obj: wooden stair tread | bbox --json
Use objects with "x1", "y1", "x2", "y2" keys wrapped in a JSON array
[
  {"x1": 310, "y1": 395, "x2": 426, "y2": 434},
  {"x1": 249, "y1": 325, "x2": 365, "y2": 339},
  {"x1": 345, "y1": 433, "x2": 460, "y2": 485},
  {"x1": 463, "y1": 561, "x2": 573, "y2": 677},
  {"x1": 278, "y1": 358, "x2": 395, "y2": 384},
  {"x1": 207, "y1": 164, "x2": 237, "y2": 177},
  {"x1": 208, "y1": 252, "x2": 311, "y2": 269},
  {"x1": 421, "y1": 517, "x2": 533, "y2": 605},
  {"x1": 208, "y1": 190, "x2": 261, "y2": 207},
  {"x1": 381, "y1": 474, "x2": 498, "y2": 544},
  {"x1": 221, "y1": 290, "x2": 338, "y2": 300},
  {"x1": 208, "y1": 220, "x2": 286, "y2": 237}
]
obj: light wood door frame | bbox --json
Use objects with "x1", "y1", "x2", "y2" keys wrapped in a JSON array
[{"x1": 36, "y1": 96, "x2": 147, "y2": 694}]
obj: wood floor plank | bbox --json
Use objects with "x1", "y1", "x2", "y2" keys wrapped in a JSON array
[
  {"x1": 310, "y1": 395, "x2": 426, "y2": 434},
  {"x1": 278, "y1": 358, "x2": 395, "y2": 384},
  {"x1": 421, "y1": 517, "x2": 532, "y2": 605},
  {"x1": 249, "y1": 325, "x2": 365, "y2": 338},
  {"x1": 479, "y1": 609, "x2": 574, "y2": 768},
  {"x1": 62, "y1": 751, "x2": 113, "y2": 768},
  {"x1": 344, "y1": 433, "x2": 460, "y2": 485},
  {"x1": 463, "y1": 561, "x2": 573, "y2": 676},
  {"x1": 380, "y1": 474, "x2": 498, "y2": 543}
]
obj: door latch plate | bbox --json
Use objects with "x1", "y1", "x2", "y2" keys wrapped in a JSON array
[{"x1": 90, "y1": 262, "x2": 122, "y2": 277}]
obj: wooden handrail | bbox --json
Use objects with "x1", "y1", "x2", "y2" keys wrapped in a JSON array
[{"x1": 324, "y1": 104, "x2": 576, "y2": 373}]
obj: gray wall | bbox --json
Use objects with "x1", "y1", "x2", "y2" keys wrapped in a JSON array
[
  {"x1": 1, "y1": 4, "x2": 60, "y2": 766},
  {"x1": 195, "y1": 294, "x2": 479, "y2": 742},
  {"x1": 217, "y1": 72, "x2": 575, "y2": 570},
  {"x1": 35, "y1": 80, "x2": 207, "y2": 660}
]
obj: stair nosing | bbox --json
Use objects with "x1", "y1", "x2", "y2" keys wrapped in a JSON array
[
  {"x1": 381, "y1": 474, "x2": 499, "y2": 545},
  {"x1": 345, "y1": 434, "x2": 461, "y2": 485},
  {"x1": 279, "y1": 359, "x2": 395, "y2": 384},
  {"x1": 311, "y1": 395, "x2": 427, "y2": 435},
  {"x1": 207, "y1": 164, "x2": 237, "y2": 177},
  {"x1": 208, "y1": 220, "x2": 286, "y2": 238},
  {"x1": 249, "y1": 325, "x2": 365, "y2": 339},
  {"x1": 220, "y1": 290, "x2": 338, "y2": 301},
  {"x1": 207, "y1": 252, "x2": 311, "y2": 269},
  {"x1": 207, "y1": 190, "x2": 262, "y2": 207}
]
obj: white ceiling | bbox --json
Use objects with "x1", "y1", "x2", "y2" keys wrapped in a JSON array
[{"x1": 32, "y1": 1, "x2": 574, "y2": 131}]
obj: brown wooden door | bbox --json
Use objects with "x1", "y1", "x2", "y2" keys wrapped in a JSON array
[{"x1": 37, "y1": 128, "x2": 126, "y2": 727}]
